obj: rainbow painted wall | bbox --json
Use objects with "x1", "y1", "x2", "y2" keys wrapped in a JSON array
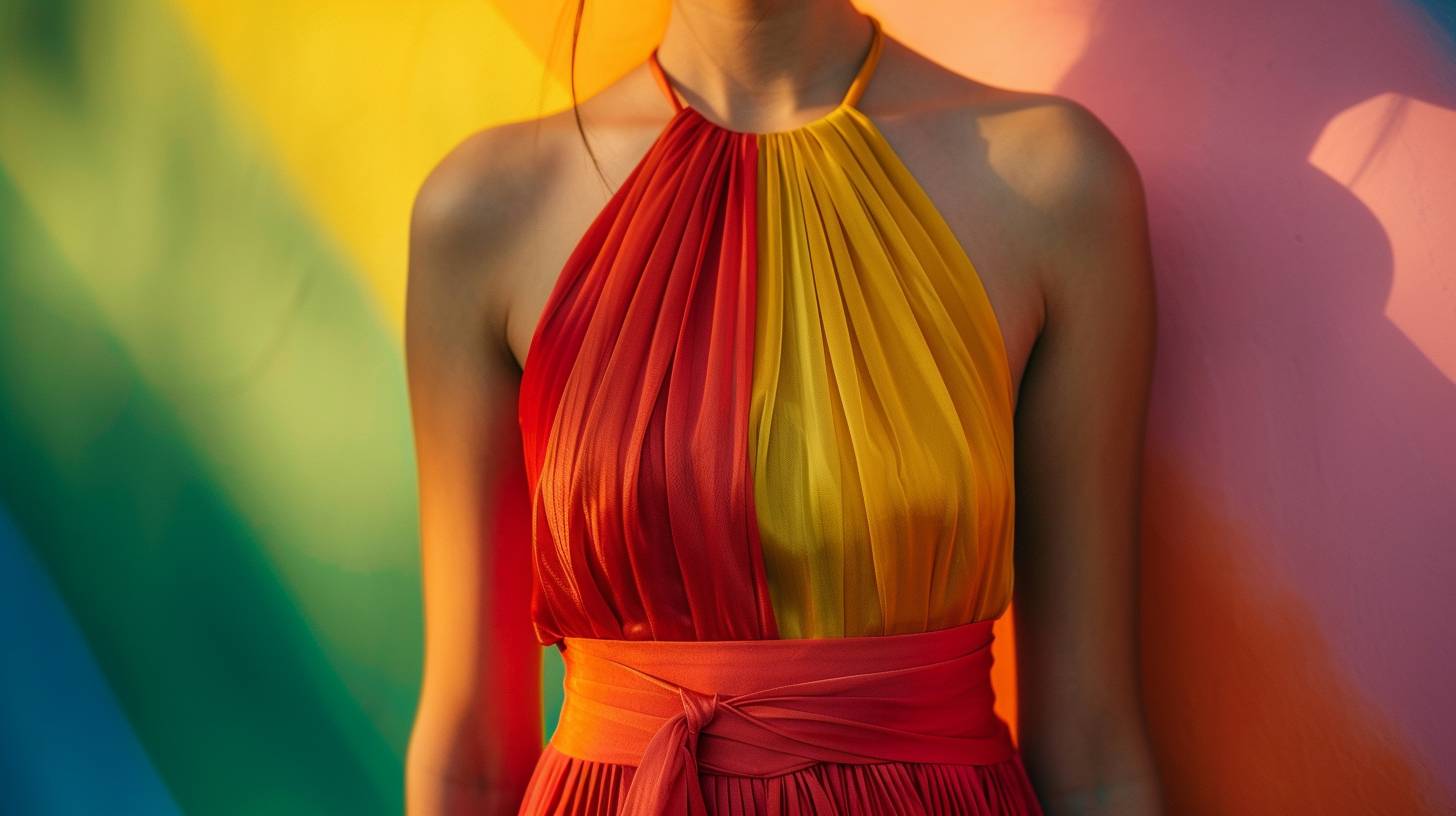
[{"x1": 2, "y1": 1, "x2": 1452, "y2": 813}]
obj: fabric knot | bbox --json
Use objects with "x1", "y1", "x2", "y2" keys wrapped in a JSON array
[
  {"x1": 679, "y1": 687, "x2": 720, "y2": 735},
  {"x1": 554, "y1": 618, "x2": 1012, "y2": 815}
]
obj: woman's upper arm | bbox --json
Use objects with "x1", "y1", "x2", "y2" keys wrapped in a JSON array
[
  {"x1": 1005, "y1": 100, "x2": 1160, "y2": 804},
  {"x1": 403, "y1": 132, "x2": 542, "y2": 813}
]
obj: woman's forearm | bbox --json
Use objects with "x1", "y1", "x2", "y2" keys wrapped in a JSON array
[
  {"x1": 405, "y1": 747, "x2": 533, "y2": 816},
  {"x1": 406, "y1": 774, "x2": 527, "y2": 816},
  {"x1": 405, "y1": 699, "x2": 540, "y2": 816}
]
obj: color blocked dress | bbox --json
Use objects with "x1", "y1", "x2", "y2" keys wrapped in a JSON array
[{"x1": 515, "y1": 15, "x2": 1042, "y2": 815}]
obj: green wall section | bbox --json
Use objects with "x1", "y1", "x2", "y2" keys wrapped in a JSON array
[{"x1": 0, "y1": 0, "x2": 424, "y2": 812}]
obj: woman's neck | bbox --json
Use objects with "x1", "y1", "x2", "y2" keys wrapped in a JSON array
[{"x1": 655, "y1": 0, "x2": 874, "y2": 127}]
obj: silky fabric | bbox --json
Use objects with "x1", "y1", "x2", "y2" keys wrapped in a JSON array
[
  {"x1": 542, "y1": 620, "x2": 1020, "y2": 815},
  {"x1": 753, "y1": 101, "x2": 1016, "y2": 639},
  {"x1": 516, "y1": 14, "x2": 1040, "y2": 814}
]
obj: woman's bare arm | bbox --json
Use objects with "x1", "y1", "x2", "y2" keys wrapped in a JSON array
[
  {"x1": 404, "y1": 129, "x2": 544, "y2": 815},
  {"x1": 1006, "y1": 99, "x2": 1163, "y2": 815}
]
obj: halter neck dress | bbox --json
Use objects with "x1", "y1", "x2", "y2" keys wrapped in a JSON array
[{"x1": 515, "y1": 14, "x2": 1042, "y2": 814}]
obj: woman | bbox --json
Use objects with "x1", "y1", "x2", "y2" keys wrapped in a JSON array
[{"x1": 404, "y1": 1, "x2": 1161, "y2": 813}]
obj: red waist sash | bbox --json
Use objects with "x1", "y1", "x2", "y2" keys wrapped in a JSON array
[{"x1": 549, "y1": 618, "x2": 1017, "y2": 815}]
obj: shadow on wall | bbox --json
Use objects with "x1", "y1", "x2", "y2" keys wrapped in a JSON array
[{"x1": 1052, "y1": 0, "x2": 1456, "y2": 812}]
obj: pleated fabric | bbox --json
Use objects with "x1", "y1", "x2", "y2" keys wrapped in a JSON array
[
  {"x1": 515, "y1": 13, "x2": 1039, "y2": 814},
  {"x1": 752, "y1": 107, "x2": 1016, "y2": 639},
  {"x1": 518, "y1": 110, "x2": 779, "y2": 644},
  {"x1": 521, "y1": 744, "x2": 1042, "y2": 816}
]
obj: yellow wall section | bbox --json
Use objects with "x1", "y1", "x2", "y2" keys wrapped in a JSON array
[
  {"x1": 750, "y1": 108, "x2": 1018, "y2": 639},
  {"x1": 165, "y1": 0, "x2": 665, "y2": 333}
]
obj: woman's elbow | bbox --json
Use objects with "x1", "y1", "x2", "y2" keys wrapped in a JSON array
[
  {"x1": 1020, "y1": 702, "x2": 1165, "y2": 816},
  {"x1": 405, "y1": 692, "x2": 540, "y2": 816}
]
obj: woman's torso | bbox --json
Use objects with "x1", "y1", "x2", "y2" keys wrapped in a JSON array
[{"x1": 501, "y1": 22, "x2": 1055, "y2": 645}]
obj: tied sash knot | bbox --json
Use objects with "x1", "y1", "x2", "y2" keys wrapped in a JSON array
[{"x1": 549, "y1": 618, "x2": 1017, "y2": 815}]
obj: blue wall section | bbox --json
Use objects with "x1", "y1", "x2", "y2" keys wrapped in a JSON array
[
  {"x1": 1413, "y1": 0, "x2": 1456, "y2": 43},
  {"x1": 0, "y1": 506, "x2": 181, "y2": 816}
]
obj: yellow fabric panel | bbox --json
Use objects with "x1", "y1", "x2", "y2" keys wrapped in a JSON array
[{"x1": 751, "y1": 108, "x2": 1017, "y2": 638}]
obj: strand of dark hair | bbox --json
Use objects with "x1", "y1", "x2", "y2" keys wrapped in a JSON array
[{"x1": 568, "y1": 0, "x2": 611, "y2": 191}]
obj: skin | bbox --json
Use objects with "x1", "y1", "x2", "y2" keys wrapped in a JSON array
[{"x1": 404, "y1": 1, "x2": 1162, "y2": 813}]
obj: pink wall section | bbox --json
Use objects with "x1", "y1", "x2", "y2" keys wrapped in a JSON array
[{"x1": 868, "y1": 0, "x2": 1456, "y2": 811}]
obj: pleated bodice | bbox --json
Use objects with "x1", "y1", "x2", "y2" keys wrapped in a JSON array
[{"x1": 516, "y1": 14, "x2": 1016, "y2": 645}]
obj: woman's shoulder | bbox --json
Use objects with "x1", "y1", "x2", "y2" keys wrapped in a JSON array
[
  {"x1": 879, "y1": 36, "x2": 1144, "y2": 227},
  {"x1": 410, "y1": 111, "x2": 582, "y2": 274},
  {"x1": 407, "y1": 117, "x2": 573, "y2": 357},
  {"x1": 976, "y1": 88, "x2": 1145, "y2": 232},
  {"x1": 413, "y1": 61, "x2": 669, "y2": 237},
  {"x1": 408, "y1": 69, "x2": 671, "y2": 367},
  {"x1": 873, "y1": 35, "x2": 1151, "y2": 370},
  {"x1": 948, "y1": 82, "x2": 1149, "y2": 336}
]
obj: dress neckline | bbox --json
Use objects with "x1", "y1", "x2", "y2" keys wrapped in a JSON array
[{"x1": 647, "y1": 15, "x2": 884, "y2": 138}]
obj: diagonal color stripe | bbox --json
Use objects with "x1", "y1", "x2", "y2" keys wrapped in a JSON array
[
  {"x1": 166, "y1": 0, "x2": 572, "y2": 330},
  {"x1": 0, "y1": 162, "x2": 404, "y2": 814},
  {"x1": 0, "y1": 0, "x2": 423, "y2": 753},
  {"x1": 0, "y1": 0, "x2": 422, "y2": 803},
  {"x1": 0, "y1": 506, "x2": 182, "y2": 816}
]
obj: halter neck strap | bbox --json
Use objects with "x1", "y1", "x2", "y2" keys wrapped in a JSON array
[
  {"x1": 647, "y1": 47, "x2": 684, "y2": 113},
  {"x1": 841, "y1": 15, "x2": 884, "y2": 108},
  {"x1": 647, "y1": 15, "x2": 884, "y2": 116}
]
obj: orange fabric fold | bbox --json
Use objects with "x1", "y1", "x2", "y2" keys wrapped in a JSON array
[{"x1": 549, "y1": 619, "x2": 1017, "y2": 815}]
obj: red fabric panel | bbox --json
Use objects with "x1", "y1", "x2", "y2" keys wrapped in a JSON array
[{"x1": 517, "y1": 112, "x2": 778, "y2": 643}]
